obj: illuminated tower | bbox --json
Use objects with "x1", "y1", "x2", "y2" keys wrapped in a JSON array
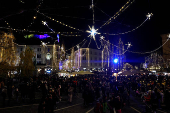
[
  {"x1": 102, "y1": 40, "x2": 110, "y2": 69},
  {"x1": 115, "y1": 38, "x2": 125, "y2": 71}
]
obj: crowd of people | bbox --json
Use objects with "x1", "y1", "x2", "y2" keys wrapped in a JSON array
[
  {"x1": 132, "y1": 74, "x2": 170, "y2": 112},
  {"x1": 0, "y1": 72, "x2": 170, "y2": 113}
]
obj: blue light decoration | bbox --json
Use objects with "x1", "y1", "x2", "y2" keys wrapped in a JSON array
[
  {"x1": 46, "y1": 70, "x2": 51, "y2": 73},
  {"x1": 113, "y1": 58, "x2": 118, "y2": 64},
  {"x1": 59, "y1": 61, "x2": 62, "y2": 70},
  {"x1": 34, "y1": 34, "x2": 50, "y2": 39},
  {"x1": 57, "y1": 34, "x2": 59, "y2": 42}
]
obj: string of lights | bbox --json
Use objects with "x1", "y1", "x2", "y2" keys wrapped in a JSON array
[
  {"x1": 80, "y1": 38, "x2": 92, "y2": 57},
  {"x1": 94, "y1": 38, "x2": 101, "y2": 49},
  {"x1": 37, "y1": 11, "x2": 84, "y2": 32},
  {"x1": 101, "y1": 38, "x2": 132, "y2": 55},
  {"x1": 26, "y1": 0, "x2": 44, "y2": 29},
  {"x1": 65, "y1": 39, "x2": 87, "y2": 52},
  {"x1": 60, "y1": 39, "x2": 88, "y2": 57},
  {"x1": 127, "y1": 37, "x2": 170, "y2": 54},
  {"x1": 95, "y1": 5, "x2": 134, "y2": 28},
  {"x1": 96, "y1": 0, "x2": 135, "y2": 31},
  {"x1": 0, "y1": 25, "x2": 81, "y2": 36},
  {"x1": 104, "y1": 18, "x2": 148, "y2": 35},
  {"x1": 41, "y1": 13, "x2": 109, "y2": 22},
  {"x1": 4, "y1": 21, "x2": 12, "y2": 30},
  {"x1": 42, "y1": 21, "x2": 55, "y2": 32}
]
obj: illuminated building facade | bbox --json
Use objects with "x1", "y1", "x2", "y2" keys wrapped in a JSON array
[
  {"x1": 16, "y1": 43, "x2": 60, "y2": 74},
  {"x1": 74, "y1": 48, "x2": 102, "y2": 71}
]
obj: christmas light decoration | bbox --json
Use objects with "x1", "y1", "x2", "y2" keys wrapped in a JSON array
[
  {"x1": 38, "y1": 11, "x2": 84, "y2": 32},
  {"x1": 146, "y1": 13, "x2": 153, "y2": 20},
  {"x1": 65, "y1": 39, "x2": 86, "y2": 52},
  {"x1": 128, "y1": 38, "x2": 170, "y2": 54},
  {"x1": 35, "y1": 34, "x2": 50, "y2": 39},
  {"x1": 104, "y1": 18, "x2": 149, "y2": 35},
  {"x1": 114, "y1": 58, "x2": 118, "y2": 63},
  {"x1": 145, "y1": 53, "x2": 167, "y2": 70},
  {"x1": 97, "y1": 0, "x2": 135, "y2": 31},
  {"x1": 0, "y1": 26, "x2": 81, "y2": 36},
  {"x1": 24, "y1": 34, "x2": 34, "y2": 38},
  {"x1": 101, "y1": 38, "x2": 131, "y2": 55}
]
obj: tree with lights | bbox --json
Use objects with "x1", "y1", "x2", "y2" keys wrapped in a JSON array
[
  {"x1": 19, "y1": 47, "x2": 35, "y2": 78},
  {"x1": 0, "y1": 31, "x2": 17, "y2": 78},
  {"x1": 145, "y1": 53, "x2": 166, "y2": 71}
]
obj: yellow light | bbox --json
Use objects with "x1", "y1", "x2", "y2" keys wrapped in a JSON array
[{"x1": 33, "y1": 16, "x2": 36, "y2": 19}]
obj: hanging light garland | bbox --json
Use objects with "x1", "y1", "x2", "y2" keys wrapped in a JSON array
[
  {"x1": 41, "y1": 20, "x2": 82, "y2": 37},
  {"x1": 4, "y1": 21, "x2": 12, "y2": 30},
  {"x1": 37, "y1": 11, "x2": 84, "y2": 32},
  {"x1": 104, "y1": 18, "x2": 150, "y2": 35},
  {"x1": 79, "y1": 38, "x2": 92, "y2": 57},
  {"x1": 0, "y1": 24, "x2": 81, "y2": 36},
  {"x1": 26, "y1": 0, "x2": 44, "y2": 29},
  {"x1": 101, "y1": 38, "x2": 132, "y2": 55},
  {"x1": 96, "y1": 0, "x2": 135, "y2": 31},
  {"x1": 65, "y1": 39, "x2": 87, "y2": 52},
  {"x1": 127, "y1": 36, "x2": 170, "y2": 54}
]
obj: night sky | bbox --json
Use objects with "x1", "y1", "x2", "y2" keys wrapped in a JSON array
[{"x1": 0, "y1": 0, "x2": 170, "y2": 63}]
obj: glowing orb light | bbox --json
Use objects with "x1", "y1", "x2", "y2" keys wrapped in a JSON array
[{"x1": 113, "y1": 58, "x2": 118, "y2": 64}]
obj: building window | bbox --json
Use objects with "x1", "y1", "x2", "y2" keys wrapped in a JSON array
[
  {"x1": 99, "y1": 63, "x2": 101, "y2": 66},
  {"x1": 95, "y1": 57, "x2": 97, "y2": 60},
  {"x1": 91, "y1": 63, "x2": 92, "y2": 66},
  {"x1": 99, "y1": 57, "x2": 102, "y2": 61},
  {"x1": 91, "y1": 57, "x2": 92, "y2": 60},
  {"x1": 20, "y1": 48, "x2": 22, "y2": 51},
  {"x1": 95, "y1": 52, "x2": 97, "y2": 55},
  {"x1": 99, "y1": 53, "x2": 101, "y2": 55},
  {"x1": 37, "y1": 54, "x2": 41, "y2": 58},
  {"x1": 95, "y1": 63, "x2": 97, "y2": 66},
  {"x1": 37, "y1": 48, "x2": 41, "y2": 52},
  {"x1": 48, "y1": 48, "x2": 50, "y2": 52}
]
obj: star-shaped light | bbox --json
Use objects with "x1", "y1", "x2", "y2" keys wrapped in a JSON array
[
  {"x1": 146, "y1": 13, "x2": 153, "y2": 20},
  {"x1": 42, "y1": 21, "x2": 47, "y2": 25},
  {"x1": 41, "y1": 41, "x2": 47, "y2": 47},
  {"x1": 126, "y1": 42, "x2": 132, "y2": 48},
  {"x1": 86, "y1": 25, "x2": 100, "y2": 40},
  {"x1": 168, "y1": 34, "x2": 170, "y2": 39},
  {"x1": 100, "y1": 36, "x2": 105, "y2": 40}
]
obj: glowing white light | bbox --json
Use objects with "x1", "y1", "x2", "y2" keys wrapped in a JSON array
[
  {"x1": 127, "y1": 42, "x2": 132, "y2": 48},
  {"x1": 86, "y1": 25, "x2": 99, "y2": 40},
  {"x1": 42, "y1": 21, "x2": 47, "y2": 25},
  {"x1": 91, "y1": 28, "x2": 96, "y2": 36},
  {"x1": 41, "y1": 42, "x2": 46, "y2": 47},
  {"x1": 168, "y1": 34, "x2": 170, "y2": 39},
  {"x1": 146, "y1": 13, "x2": 153, "y2": 20},
  {"x1": 100, "y1": 36, "x2": 105, "y2": 39}
]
